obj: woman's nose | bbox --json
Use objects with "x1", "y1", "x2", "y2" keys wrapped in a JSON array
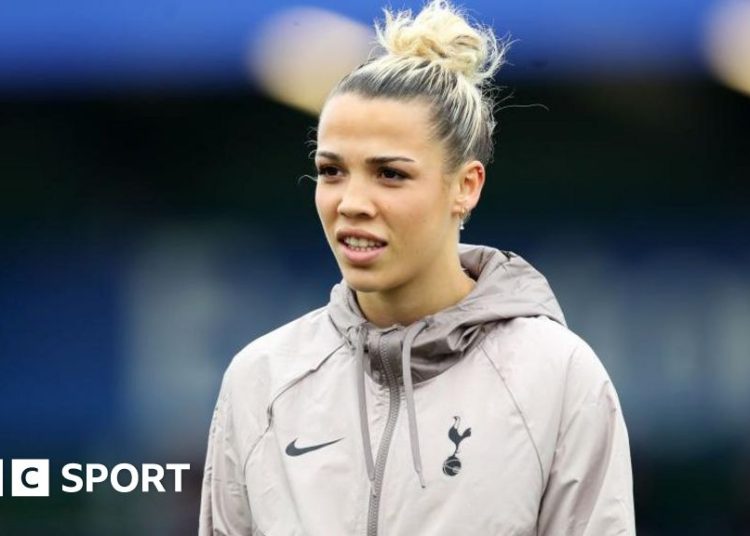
[{"x1": 337, "y1": 176, "x2": 376, "y2": 218}]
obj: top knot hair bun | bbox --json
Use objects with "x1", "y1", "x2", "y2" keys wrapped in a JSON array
[
  {"x1": 327, "y1": 0, "x2": 510, "y2": 169},
  {"x1": 375, "y1": 0, "x2": 507, "y2": 85}
]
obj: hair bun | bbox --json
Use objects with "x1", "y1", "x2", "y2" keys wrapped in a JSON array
[{"x1": 375, "y1": 0, "x2": 507, "y2": 85}]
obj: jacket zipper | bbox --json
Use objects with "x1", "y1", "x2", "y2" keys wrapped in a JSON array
[{"x1": 366, "y1": 333, "x2": 401, "y2": 536}]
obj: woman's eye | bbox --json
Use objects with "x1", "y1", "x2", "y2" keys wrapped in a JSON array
[
  {"x1": 317, "y1": 165, "x2": 340, "y2": 178},
  {"x1": 379, "y1": 167, "x2": 407, "y2": 180}
]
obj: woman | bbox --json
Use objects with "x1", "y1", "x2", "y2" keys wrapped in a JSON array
[{"x1": 199, "y1": 1, "x2": 635, "y2": 534}]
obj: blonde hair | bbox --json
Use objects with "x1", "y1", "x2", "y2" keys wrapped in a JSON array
[{"x1": 327, "y1": 0, "x2": 509, "y2": 171}]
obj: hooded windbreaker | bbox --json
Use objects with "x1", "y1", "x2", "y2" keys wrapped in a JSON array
[{"x1": 199, "y1": 244, "x2": 635, "y2": 536}]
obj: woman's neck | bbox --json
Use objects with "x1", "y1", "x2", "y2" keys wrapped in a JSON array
[{"x1": 355, "y1": 258, "x2": 476, "y2": 328}]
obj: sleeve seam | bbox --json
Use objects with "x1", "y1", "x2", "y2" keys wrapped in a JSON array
[
  {"x1": 557, "y1": 342, "x2": 613, "y2": 444},
  {"x1": 241, "y1": 343, "x2": 347, "y2": 476},
  {"x1": 479, "y1": 341, "x2": 546, "y2": 491}
]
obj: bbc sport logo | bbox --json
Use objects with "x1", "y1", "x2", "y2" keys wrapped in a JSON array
[
  {"x1": 0, "y1": 459, "x2": 189, "y2": 497},
  {"x1": 1, "y1": 459, "x2": 50, "y2": 497}
]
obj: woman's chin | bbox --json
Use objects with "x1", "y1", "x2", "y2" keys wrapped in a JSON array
[
  {"x1": 341, "y1": 271, "x2": 391, "y2": 294},
  {"x1": 343, "y1": 278, "x2": 381, "y2": 294}
]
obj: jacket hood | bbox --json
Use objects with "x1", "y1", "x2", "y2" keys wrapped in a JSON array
[{"x1": 328, "y1": 243, "x2": 566, "y2": 382}]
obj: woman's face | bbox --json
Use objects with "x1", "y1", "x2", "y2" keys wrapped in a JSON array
[{"x1": 314, "y1": 92, "x2": 462, "y2": 295}]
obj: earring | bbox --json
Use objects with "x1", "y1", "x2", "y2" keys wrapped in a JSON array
[{"x1": 459, "y1": 207, "x2": 467, "y2": 231}]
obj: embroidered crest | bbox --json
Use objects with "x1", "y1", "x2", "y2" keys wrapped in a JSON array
[{"x1": 443, "y1": 416, "x2": 472, "y2": 476}]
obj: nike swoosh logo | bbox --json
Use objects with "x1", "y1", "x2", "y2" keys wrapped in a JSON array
[{"x1": 285, "y1": 437, "x2": 343, "y2": 456}]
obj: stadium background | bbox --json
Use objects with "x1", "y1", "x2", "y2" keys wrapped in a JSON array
[{"x1": 1, "y1": 0, "x2": 748, "y2": 533}]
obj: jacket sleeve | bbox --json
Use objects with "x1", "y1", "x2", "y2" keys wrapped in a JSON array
[
  {"x1": 537, "y1": 341, "x2": 636, "y2": 536},
  {"x1": 199, "y1": 375, "x2": 255, "y2": 536}
]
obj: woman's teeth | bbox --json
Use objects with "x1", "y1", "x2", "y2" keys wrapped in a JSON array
[{"x1": 343, "y1": 236, "x2": 385, "y2": 251}]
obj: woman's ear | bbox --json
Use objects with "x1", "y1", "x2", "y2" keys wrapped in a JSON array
[{"x1": 453, "y1": 160, "x2": 485, "y2": 214}]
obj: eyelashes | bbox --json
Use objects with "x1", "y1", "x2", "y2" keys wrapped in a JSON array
[
  {"x1": 380, "y1": 167, "x2": 408, "y2": 180},
  {"x1": 315, "y1": 165, "x2": 409, "y2": 181}
]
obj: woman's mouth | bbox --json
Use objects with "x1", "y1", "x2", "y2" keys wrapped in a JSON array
[{"x1": 338, "y1": 236, "x2": 387, "y2": 265}]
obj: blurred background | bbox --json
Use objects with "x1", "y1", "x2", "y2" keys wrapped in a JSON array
[{"x1": 0, "y1": 0, "x2": 748, "y2": 534}]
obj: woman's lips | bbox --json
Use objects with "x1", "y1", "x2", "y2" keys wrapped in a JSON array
[{"x1": 338, "y1": 241, "x2": 387, "y2": 265}]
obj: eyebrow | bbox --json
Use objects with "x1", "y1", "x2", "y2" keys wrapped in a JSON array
[{"x1": 315, "y1": 150, "x2": 415, "y2": 165}]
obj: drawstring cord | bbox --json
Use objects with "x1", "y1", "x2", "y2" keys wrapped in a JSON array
[
  {"x1": 401, "y1": 320, "x2": 429, "y2": 489},
  {"x1": 349, "y1": 320, "x2": 430, "y2": 490},
  {"x1": 350, "y1": 324, "x2": 376, "y2": 482}
]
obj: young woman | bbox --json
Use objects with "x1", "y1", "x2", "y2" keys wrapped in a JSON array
[{"x1": 199, "y1": 1, "x2": 635, "y2": 534}]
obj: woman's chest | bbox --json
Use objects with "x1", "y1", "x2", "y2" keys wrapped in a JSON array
[{"x1": 246, "y1": 351, "x2": 545, "y2": 536}]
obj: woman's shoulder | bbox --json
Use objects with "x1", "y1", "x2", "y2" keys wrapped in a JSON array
[
  {"x1": 480, "y1": 315, "x2": 613, "y2": 397},
  {"x1": 221, "y1": 305, "x2": 344, "y2": 397},
  {"x1": 479, "y1": 315, "x2": 621, "y2": 467},
  {"x1": 483, "y1": 314, "x2": 583, "y2": 357}
]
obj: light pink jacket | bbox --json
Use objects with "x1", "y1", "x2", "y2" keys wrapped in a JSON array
[{"x1": 199, "y1": 244, "x2": 635, "y2": 535}]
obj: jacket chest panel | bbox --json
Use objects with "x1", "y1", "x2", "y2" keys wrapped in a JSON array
[
  {"x1": 245, "y1": 345, "x2": 543, "y2": 536},
  {"x1": 375, "y1": 349, "x2": 543, "y2": 535},
  {"x1": 246, "y1": 355, "x2": 369, "y2": 536}
]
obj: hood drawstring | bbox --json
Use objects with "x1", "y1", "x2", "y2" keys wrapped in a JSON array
[
  {"x1": 349, "y1": 323, "x2": 376, "y2": 482},
  {"x1": 349, "y1": 320, "x2": 430, "y2": 490},
  {"x1": 401, "y1": 320, "x2": 429, "y2": 489}
]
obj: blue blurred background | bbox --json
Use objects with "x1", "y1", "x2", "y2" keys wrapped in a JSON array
[{"x1": 1, "y1": 0, "x2": 749, "y2": 534}]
